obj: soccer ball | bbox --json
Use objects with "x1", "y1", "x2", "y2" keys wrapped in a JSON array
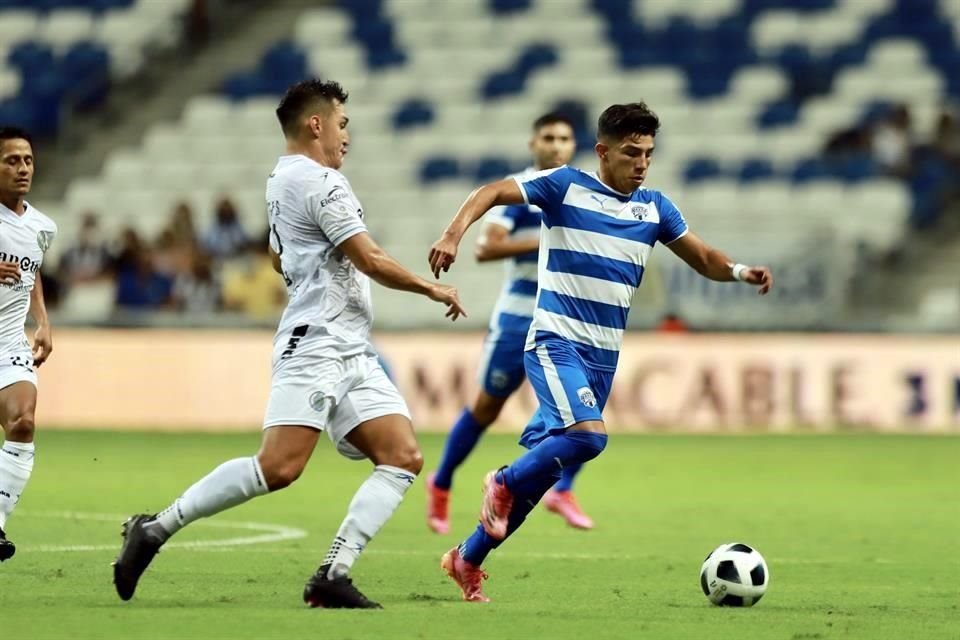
[{"x1": 699, "y1": 542, "x2": 769, "y2": 607}]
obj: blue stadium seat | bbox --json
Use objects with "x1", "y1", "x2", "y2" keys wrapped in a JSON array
[
  {"x1": 392, "y1": 99, "x2": 435, "y2": 130},
  {"x1": 739, "y1": 158, "x2": 776, "y2": 183},
  {"x1": 490, "y1": 0, "x2": 532, "y2": 14},
  {"x1": 757, "y1": 100, "x2": 800, "y2": 129},
  {"x1": 685, "y1": 158, "x2": 722, "y2": 183},
  {"x1": 791, "y1": 159, "x2": 831, "y2": 184},
  {"x1": 420, "y1": 157, "x2": 460, "y2": 183},
  {"x1": 61, "y1": 42, "x2": 110, "y2": 110},
  {"x1": 474, "y1": 157, "x2": 515, "y2": 182}
]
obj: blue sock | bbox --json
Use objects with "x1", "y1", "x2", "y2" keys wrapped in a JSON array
[
  {"x1": 553, "y1": 462, "x2": 583, "y2": 493},
  {"x1": 501, "y1": 431, "x2": 607, "y2": 497},
  {"x1": 434, "y1": 408, "x2": 486, "y2": 490},
  {"x1": 459, "y1": 472, "x2": 558, "y2": 566}
]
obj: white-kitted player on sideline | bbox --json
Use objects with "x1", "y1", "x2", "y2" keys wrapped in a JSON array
[
  {"x1": 0, "y1": 126, "x2": 56, "y2": 563},
  {"x1": 113, "y1": 80, "x2": 466, "y2": 608}
]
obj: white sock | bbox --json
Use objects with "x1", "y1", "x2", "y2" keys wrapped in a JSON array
[
  {"x1": 323, "y1": 465, "x2": 416, "y2": 579},
  {"x1": 144, "y1": 456, "x2": 268, "y2": 543},
  {"x1": 0, "y1": 441, "x2": 35, "y2": 531}
]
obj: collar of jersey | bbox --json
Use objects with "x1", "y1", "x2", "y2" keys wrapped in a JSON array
[
  {"x1": 584, "y1": 171, "x2": 641, "y2": 199},
  {"x1": 0, "y1": 200, "x2": 30, "y2": 224}
]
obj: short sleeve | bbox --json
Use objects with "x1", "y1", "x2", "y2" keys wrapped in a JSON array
[
  {"x1": 306, "y1": 173, "x2": 367, "y2": 247},
  {"x1": 656, "y1": 192, "x2": 689, "y2": 245},
  {"x1": 485, "y1": 204, "x2": 528, "y2": 231},
  {"x1": 513, "y1": 166, "x2": 567, "y2": 211}
]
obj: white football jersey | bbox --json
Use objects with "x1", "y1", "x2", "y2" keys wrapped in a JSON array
[
  {"x1": 0, "y1": 201, "x2": 56, "y2": 355},
  {"x1": 265, "y1": 155, "x2": 375, "y2": 363}
]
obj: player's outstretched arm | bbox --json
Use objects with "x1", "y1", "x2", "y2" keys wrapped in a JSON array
[
  {"x1": 474, "y1": 223, "x2": 539, "y2": 262},
  {"x1": 667, "y1": 232, "x2": 773, "y2": 295},
  {"x1": 339, "y1": 231, "x2": 467, "y2": 321},
  {"x1": 29, "y1": 274, "x2": 53, "y2": 366},
  {"x1": 429, "y1": 178, "x2": 526, "y2": 278}
]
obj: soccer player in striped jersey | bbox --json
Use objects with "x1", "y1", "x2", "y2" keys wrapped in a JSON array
[
  {"x1": 429, "y1": 102, "x2": 773, "y2": 602},
  {"x1": 426, "y1": 113, "x2": 595, "y2": 535}
]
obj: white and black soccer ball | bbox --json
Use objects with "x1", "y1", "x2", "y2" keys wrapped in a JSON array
[{"x1": 699, "y1": 542, "x2": 769, "y2": 607}]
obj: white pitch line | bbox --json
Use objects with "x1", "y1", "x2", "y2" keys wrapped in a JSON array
[
  {"x1": 17, "y1": 510, "x2": 307, "y2": 552},
  {"x1": 13, "y1": 511, "x2": 910, "y2": 566}
]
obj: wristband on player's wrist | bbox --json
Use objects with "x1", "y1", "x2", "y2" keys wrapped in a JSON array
[{"x1": 729, "y1": 263, "x2": 749, "y2": 282}]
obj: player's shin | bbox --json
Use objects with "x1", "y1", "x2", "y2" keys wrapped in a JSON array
[
  {"x1": 0, "y1": 441, "x2": 34, "y2": 530},
  {"x1": 322, "y1": 464, "x2": 415, "y2": 578},
  {"x1": 145, "y1": 456, "x2": 268, "y2": 542},
  {"x1": 435, "y1": 408, "x2": 486, "y2": 489},
  {"x1": 461, "y1": 471, "x2": 557, "y2": 565},
  {"x1": 502, "y1": 431, "x2": 607, "y2": 492}
]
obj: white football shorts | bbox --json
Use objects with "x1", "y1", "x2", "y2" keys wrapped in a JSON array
[
  {"x1": 0, "y1": 349, "x2": 37, "y2": 391},
  {"x1": 263, "y1": 336, "x2": 410, "y2": 460}
]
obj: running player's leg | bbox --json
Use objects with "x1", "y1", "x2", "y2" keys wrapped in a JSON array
[
  {"x1": 304, "y1": 357, "x2": 419, "y2": 608},
  {"x1": 113, "y1": 368, "x2": 326, "y2": 600},
  {"x1": 0, "y1": 378, "x2": 38, "y2": 562},
  {"x1": 428, "y1": 331, "x2": 525, "y2": 533},
  {"x1": 444, "y1": 343, "x2": 612, "y2": 601}
]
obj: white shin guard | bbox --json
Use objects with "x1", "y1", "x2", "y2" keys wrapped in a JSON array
[
  {"x1": 0, "y1": 441, "x2": 34, "y2": 531},
  {"x1": 323, "y1": 465, "x2": 416, "y2": 578}
]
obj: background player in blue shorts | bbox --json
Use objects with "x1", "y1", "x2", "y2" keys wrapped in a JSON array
[
  {"x1": 426, "y1": 113, "x2": 595, "y2": 535},
  {"x1": 428, "y1": 102, "x2": 773, "y2": 602}
]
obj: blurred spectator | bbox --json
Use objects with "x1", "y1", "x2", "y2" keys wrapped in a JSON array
[
  {"x1": 58, "y1": 213, "x2": 113, "y2": 286},
  {"x1": 185, "y1": 0, "x2": 211, "y2": 48},
  {"x1": 153, "y1": 229, "x2": 195, "y2": 280},
  {"x1": 173, "y1": 253, "x2": 221, "y2": 313},
  {"x1": 168, "y1": 201, "x2": 199, "y2": 249},
  {"x1": 824, "y1": 126, "x2": 871, "y2": 158},
  {"x1": 932, "y1": 108, "x2": 960, "y2": 163},
  {"x1": 221, "y1": 229, "x2": 286, "y2": 320},
  {"x1": 656, "y1": 312, "x2": 690, "y2": 333},
  {"x1": 114, "y1": 229, "x2": 174, "y2": 309},
  {"x1": 203, "y1": 197, "x2": 249, "y2": 258},
  {"x1": 871, "y1": 104, "x2": 913, "y2": 176}
]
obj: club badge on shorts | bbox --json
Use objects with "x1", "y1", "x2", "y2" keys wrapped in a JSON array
[{"x1": 577, "y1": 386, "x2": 597, "y2": 408}]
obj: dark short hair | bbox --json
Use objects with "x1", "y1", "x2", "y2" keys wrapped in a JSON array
[
  {"x1": 597, "y1": 103, "x2": 660, "y2": 141},
  {"x1": 275, "y1": 79, "x2": 349, "y2": 137},
  {"x1": 532, "y1": 112, "x2": 576, "y2": 132},
  {"x1": 0, "y1": 126, "x2": 33, "y2": 148}
]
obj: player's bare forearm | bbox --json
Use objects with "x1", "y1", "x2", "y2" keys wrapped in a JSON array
[
  {"x1": 29, "y1": 275, "x2": 50, "y2": 327},
  {"x1": 698, "y1": 247, "x2": 739, "y2": 281},
  {"x1": 668, "y1": 232, "x2": 773, "y2": 294},
  {"x1": 668, "y1": 232, "x2": 736, "y2": 281},
  {"x1": 442, "y1": 179, "x2": 526, "y2": 244},
  {"x1": 475, "y1": 231, "x2": 539, "y2": 262},
  {"x1": 364, "y1": 250, "x2": 433, "y2": 295},
  {"x1": 431, "y1": 179, "x2": 525, "y2": 277}
]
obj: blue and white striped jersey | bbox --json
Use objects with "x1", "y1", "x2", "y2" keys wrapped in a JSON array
[
  {"x1": 486, "y1": 167, "x2": 541, "y2": 335},
  {"x1": 514, "y1": 165, "x2": 688, "y2": 371}
]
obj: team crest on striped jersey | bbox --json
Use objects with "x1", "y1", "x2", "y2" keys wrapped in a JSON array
[{"x1": 577, "y1": 386, "x2": 597, "y2": 408}]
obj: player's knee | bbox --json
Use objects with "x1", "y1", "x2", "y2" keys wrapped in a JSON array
[
  {"x1": 258, "y1": 457, "x2": 305, "y2": 491},
  {"x1": 381, "y1": 444, "x2": 423, "y2": 476},
  {"x1": 472, "y1": 394, "x2": 505, "y2": 426},
  {"x1": 6, "y1": 410, "x2": 36, "y2": 442}
]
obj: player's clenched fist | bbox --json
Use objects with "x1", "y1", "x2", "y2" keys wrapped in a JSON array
[
  {"x1": 429, "y1": 234, "x2": 460, "y2": 279},
  {"x1": 0, "y1": 261, "x2": 21, "y2": 284},
  {"x1": 428, "y1": 283, "x2": 467, "y2": 321}
]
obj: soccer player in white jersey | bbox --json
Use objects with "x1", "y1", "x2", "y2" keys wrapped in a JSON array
[
  {"x1": 429, "y1": 103, "x2": 773, "y2": 602},
  {"x1": 113, "y1": 80, "x2": 466, "y2": 608},
  {"x1": 0, "y1": 127, "x2": 56, "y2": 563},
  {"x1": 426, "y1": 113, "x2": 596, "y2": 535}
]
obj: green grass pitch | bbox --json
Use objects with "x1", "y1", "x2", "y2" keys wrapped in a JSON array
[{"x1": 3, "y1": 431, "x2": 957, "y2": 640}]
